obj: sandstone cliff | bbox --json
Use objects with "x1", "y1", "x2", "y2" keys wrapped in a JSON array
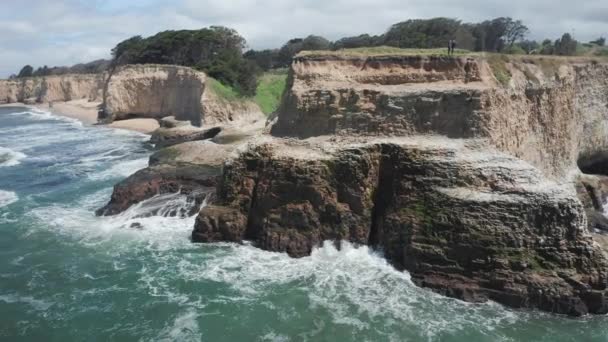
[
  {"x1": 0, "y1": 74, "x2": 104, "y2": 104},
  {"x1": 271, "y1": 54, "x2": 608, "y2": 180},
  {"x1": 101, "y1": 64, "x2": 262, "y2": 126},
  {"x1": 191, "y1": 52, "x2": 608, "y2": 316},
  {"x1": 1, "y1": 64, "x2": 263, "y2": 127}
]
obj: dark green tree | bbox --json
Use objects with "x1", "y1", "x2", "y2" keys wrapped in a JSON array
[
  {"x1": 333, "y1": 34, "x2": 380, "y2": 49},
  {"x1": 383, "y1": 18, "x2": 464, "y2": 48},
  {"x1": 17, "y1": 65, "x2": 34, "y2": 78},
  {"x1": 554, "y1": 33, "x2": 577, "y2": 55},
  {"x1": 590, "y1": 37, "x2": 606, "y2": 46}
]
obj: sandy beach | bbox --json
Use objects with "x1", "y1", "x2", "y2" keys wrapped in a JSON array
[{"x1": 2, "y1": 100, "x2": 159, "y2": 134}]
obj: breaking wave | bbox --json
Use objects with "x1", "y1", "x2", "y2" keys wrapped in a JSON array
[
  {"x1": 0, "y1": 146, "x2": 26, "y2": 167},
  {"x1": 0, "y1": 190, "x2": 18, "y2": 208}
]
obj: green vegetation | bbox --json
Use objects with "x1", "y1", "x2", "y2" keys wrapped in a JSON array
[
  {"x1": 207, "y1": 70, "x2": 288, "y2": 115},
  {"x1": 487, "y1": 54, "x2": 512, "y2": 86},
  {"x1": 298, "y1": 46, "x2": 475, "y2": 58},
  {"x1": 111, "y1": 27, "x2": 258, "y2": 96},
  {"x1": 207, "y1": 77, "x2": 242, "y2": 102},
  {"x1": 254, "y1": 70, "x2": 288, "y2": 114}
]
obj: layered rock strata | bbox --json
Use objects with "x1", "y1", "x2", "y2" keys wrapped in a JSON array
[
  {"x1": 191, "y1": 54, "x2": 608, "y2": 316},
  {"x1": 0, "y1": 74, "x2": 104, "y2": 104}
]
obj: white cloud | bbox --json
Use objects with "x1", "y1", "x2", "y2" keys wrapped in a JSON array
[{"x1": 1, "y1": 0, "x2": 607, "y2": 77}]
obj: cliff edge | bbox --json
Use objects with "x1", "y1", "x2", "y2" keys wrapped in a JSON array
[{"x1": 192, "y1": 52, "x2": 608, "y2": 316}]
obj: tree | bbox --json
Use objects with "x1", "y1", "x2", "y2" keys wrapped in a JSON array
[
  {"x1": 17, "y1": 65, "x2": 34, "y2": 78},
  {"x1": 519, "y1": 40, "x2": 540, "y2": 54},
  {"x1": 333, "y1": 34, "x2": 379, "y2": 50},
  {"x1": 110, "y1": 27, "x2": 257, "y2": 96},
  {"x1": 539, "y1": 39, "x2": 554, "y2": 55},
  {"x1": 504, "y1": 19, "x2": 529, "y2": 46},
  {"x1": 301, "y1": 35, "x2": 331, "y2": 51},
  {"x1": 244, "y1": 49, "x2": 280, "y2": 71},
  {"x1": 554, "y1": 33, "x2": 578, "y2": 55},
  {"x1": 590, "y1": 37, "x2": 606, "y2": 46},
  {"x1": 383, "y1": 18, "x2": 464, "y2": 49},
  {"x1": 278, "y1": 38, "x2": 304, "y2": 66}
]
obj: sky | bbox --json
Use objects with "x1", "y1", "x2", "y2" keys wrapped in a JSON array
[{"x1": 1, "y1": 0, "x2": 607, "y2": 77}]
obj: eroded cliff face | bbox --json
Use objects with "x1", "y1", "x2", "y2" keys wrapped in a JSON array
[
  {"x1": 193, "y1": 136, "x2": 608, "y2": 316},
  {"x1": 192, "y1": 54, "x2": 608, "y2": 316},
  {"x1": 0, "y1": 74, "x2": 104, "y2": 104},
  {"x1": 101, "y1": 64, "x2": 262, "y2": 126},
  {"x1": 102, "y1": 65, "x2": 207, "y2": 125},
  {"x1": 1, "y1": 64, "x2": 263, "y2": 127},
  {"x1": 271, "y1": 55, "x2": 608, "y2": 180}
]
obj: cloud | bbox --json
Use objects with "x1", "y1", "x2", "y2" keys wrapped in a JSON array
[{"x1": 1, "y1": 0, "x2": 608, "y2": 77}]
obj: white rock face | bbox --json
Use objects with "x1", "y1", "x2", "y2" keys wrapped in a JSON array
[
  {"x1": 1, "y1": 64, "x2": 263, "y2": 127},
  {"x1": 0, "y1": 74, "x2": 104, "y2": 104},
  {"x1": 102, "y1": 65, "x2": 207, "y2": 125}
]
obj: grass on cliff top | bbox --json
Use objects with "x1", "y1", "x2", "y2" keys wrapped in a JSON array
[
  {"x1": 207, "y1": 70, "x2": 288, "y2": 116},
  {"x1": 297, "y1": 46, "x2": 477, "y2": 58},
  {"x1": 255, "y1": 69, "x2": 288, "y2": 115}
]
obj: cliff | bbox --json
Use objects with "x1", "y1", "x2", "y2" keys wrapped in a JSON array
[
  {"x1": 0, "y1": 74, "x2": 104, "y2": 104},
  {"x1": 101, "y1": 64, "x2": 262, "y2": 126},
  {"x1": 191, "y1": 52, "x2": 608, "y2": 316},
  {"x1": 271, "y1": 54, "x2": 608, "y2": 180},
  {"x1": 1, "y1": 64, "x2": 263, "y2": 127}
]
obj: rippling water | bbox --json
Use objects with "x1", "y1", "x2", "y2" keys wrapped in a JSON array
[{"x1": 0, "y1": 106, "x2": 607, "y2": 341}]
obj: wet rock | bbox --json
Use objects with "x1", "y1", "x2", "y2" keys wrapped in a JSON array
[
  {"x1": 193, "y1": 136, "x2": 608, "y2": 316},
  {"x1": 97, "y1": 141, "x2": 231, "y2": 216},
  {"x1": 150, "y1": 125, "x2": 222, "y2": 148}
]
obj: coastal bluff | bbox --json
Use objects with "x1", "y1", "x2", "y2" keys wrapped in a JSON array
[
  {"x1": 0, "y1": 64, "x2": 262, "y2": 127},
  {"x1": 191, "y1": 52, "x2": 608, "y2": 316}
]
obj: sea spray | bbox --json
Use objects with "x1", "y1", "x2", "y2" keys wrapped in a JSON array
[{"x1": 1, "y1": 106, "x2": 607, "y2": 341}]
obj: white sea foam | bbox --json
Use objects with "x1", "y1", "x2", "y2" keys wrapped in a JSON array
[
  {"x1": 87, "y1": 157, "x2": 149, "y2": 181},
  {"x1": 155, "y1": 309, "x2": 202, "y2": 342},
  {"x1": 0, "y1": 190, "x2": 18, "y2": 208},
  {"x1": 0, "y1": 146, "x2": 26, "y2": 167},
  {"x1": 0, "y1": 293, "x2": 53, "y2": 312}
]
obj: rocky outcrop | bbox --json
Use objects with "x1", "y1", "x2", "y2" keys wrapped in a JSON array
[
  {"x1": 101, "y1": 64, "x2": 263, "y2": 126},
  {"x1": 190, "y1": 53, "x2": 608, "y2": 316},
  {"x1": 151, "y1": 125, "x2": 222, "y2": 148},
  {"x1": 0, "y1": 74, "x2": 104, "y2": 104},
  {"x1": 97, "y1": 141, "x2": 231, "y2": 216},
  {"x1": 193, "y1": 136, "x2": 608, "y2": 316}
]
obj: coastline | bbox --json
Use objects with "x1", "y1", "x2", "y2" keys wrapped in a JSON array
[{"x1": 1, "y1": 100, "x2": 159, "y2": 134}]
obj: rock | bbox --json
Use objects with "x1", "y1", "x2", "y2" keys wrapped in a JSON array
[
  {"x1": 1, "y1": 64, "x2": 265, "y2": 128},
  {"x1": 575, "y1": 174, "x2": 608, "y2": 233},
  {"x1": 150, "y1": 125, "x2": 222, "y2": 148},
  {"x1": 97, "y1": 141, "x2": 231, "y2": 216},
  {"x1": 270, "y1": 54, "x2": 608, "y2": 180},
  {"x1": 101, "y1": 64, "x2": 264, "y2": 126},
  {"x1": 193, "y1": 136, "x2": 608, "y2": 316},
  {"x1": 0, "y1": 74, "x2": 104, "y2": 104},
  {"x1": 160, "y1": 116, "x2": 190, "y2": 129}
]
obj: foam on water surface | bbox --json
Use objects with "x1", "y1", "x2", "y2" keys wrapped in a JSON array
[{"x1": 1, "y1": 105, "x2": 608, "y2": 341}]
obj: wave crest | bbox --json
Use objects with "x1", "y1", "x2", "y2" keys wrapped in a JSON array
[
  {"x1": 0, "y1": 146, "x2": 26, "y2": 167},
  {"x1": 0, "y1": 190, "x2": 18, "y2": 208}
]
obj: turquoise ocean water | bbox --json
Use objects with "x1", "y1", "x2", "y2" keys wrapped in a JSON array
[{"x1": 0, "y1": 106, "x2": 607, "y2": 341}]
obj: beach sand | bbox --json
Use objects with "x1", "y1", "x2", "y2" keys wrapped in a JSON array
[
  {"x1": 12, "y1": 99, "x2": 160, "y2": 134},
  {"x1": 108, "y1": 118, "x2": 160, "y2": 133}
]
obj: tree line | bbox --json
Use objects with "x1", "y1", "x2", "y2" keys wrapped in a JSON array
[
  {"x1": 11, "y1": 17, "x2": 607, "y2": 97},
  {"x1": 10, "y1": 60, "x2": 110, "y2": 80},
  {"x1": 246, "y1": 17, "x2": 607, "y2": 71}
]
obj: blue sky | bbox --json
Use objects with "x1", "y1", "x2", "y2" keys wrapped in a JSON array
[{"x1": 1, "y1": 0, "x2": 607, "y2": 77}]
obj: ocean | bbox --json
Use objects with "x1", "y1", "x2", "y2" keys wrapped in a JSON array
[{"x1": 0, "y1": 105, "x2": 607, "y2": 341}]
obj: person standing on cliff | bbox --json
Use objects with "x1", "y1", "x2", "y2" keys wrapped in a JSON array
[{"x1": 448, "y1": 40, "x2": 457, "y2": 55}]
